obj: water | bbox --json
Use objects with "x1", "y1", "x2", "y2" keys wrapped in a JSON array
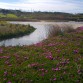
[{"x1": 0, "y1": 21, "x2": 83, "y2": 46}]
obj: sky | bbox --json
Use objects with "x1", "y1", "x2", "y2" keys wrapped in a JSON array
[{"x1": 0, "y1": 0, "x2": 83, "y2": 13}]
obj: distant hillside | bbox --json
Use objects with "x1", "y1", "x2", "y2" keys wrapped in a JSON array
[{"x1": 0, "y1": 8, "x2": 83, "y2": 21}]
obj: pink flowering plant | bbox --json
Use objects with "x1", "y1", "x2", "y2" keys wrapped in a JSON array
[{"x1": 0, "y1": 28, "x2": 83, "y2": 83}]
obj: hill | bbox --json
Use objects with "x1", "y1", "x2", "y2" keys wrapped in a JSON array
[{"x1": 0, "y1": 8, "x2": 83, "y2": 21}]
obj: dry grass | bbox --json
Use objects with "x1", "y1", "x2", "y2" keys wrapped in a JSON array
[{"x1": 45, "y1": 24, "x2": 75, "y2": 37}]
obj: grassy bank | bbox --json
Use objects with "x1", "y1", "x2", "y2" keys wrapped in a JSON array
[
  {"x1": 0, "y1": 28, "x2": 83, "y2": 83},
  {"x1": 0, "y1": 21, "x2": 35, "y2": 40}
]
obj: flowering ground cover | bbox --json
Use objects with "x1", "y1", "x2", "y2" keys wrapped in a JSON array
[{"x1": 0, "y1": 28, "x2": 83, "y2": 83}]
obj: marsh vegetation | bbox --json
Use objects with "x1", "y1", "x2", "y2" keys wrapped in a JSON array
[{"x1": 0, "y1": 21, "x2": 35, "y2": 40}]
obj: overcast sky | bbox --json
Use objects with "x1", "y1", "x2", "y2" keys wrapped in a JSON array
[{"x1": 0, "y1": 0, "x2": 83, "y2": 13}]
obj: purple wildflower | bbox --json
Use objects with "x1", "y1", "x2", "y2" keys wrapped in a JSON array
[
  {"x1": 53, "y1": 78, "x2": 56, "y2": 81},
  {"x1": 4, "y1": 71, "x2": 7, "y2": 76},
  {"x1": 73, "y1": 50, "x2": 79, "y2": 54},
  {"x1": 76, "y1": 26, "x2": 83, "y2": 32},
  {"x1": 12, "y1": 74, "x2": 16, "y2": 77},
  {"x1": 52, "y1": 67, "x2": 60, "y2": 71},
  {"x1": 47, "y1": 43, "x2": 56, "y2": 46},
  {"x1": 46, "y1": 52, "x2": 53, "y2": 60},
  {"x1": 40, "y1": 72, "x2": 45, "y2": 76},
  {"x1": 8, "y1": 81, "x2": 12, "y2": 83},
  {"x1": 34, "y1": 42, "x2": 43, "y2": 47}
]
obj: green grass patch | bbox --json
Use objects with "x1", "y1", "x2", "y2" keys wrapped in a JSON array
[{"x1": 6, "y1": 14, "x2": 18, "y2": 18}]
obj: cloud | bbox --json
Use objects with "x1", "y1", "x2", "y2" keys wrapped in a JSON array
[{"x1": 0, "y1": 0, "x2": 83, "y2": 13}]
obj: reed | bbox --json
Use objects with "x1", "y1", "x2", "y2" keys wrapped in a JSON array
[{"x1": 46, "y1": 24, "x2": 75, "y2": 37}]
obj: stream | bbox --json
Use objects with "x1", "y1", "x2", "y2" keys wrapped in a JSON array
[{"x1": 0, "y1": 21, "x2": 83, "y2": 46}]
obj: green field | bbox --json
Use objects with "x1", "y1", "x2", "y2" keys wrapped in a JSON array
[
  {"x1": 0, "y1": 28, "x2": 83, "y2": 83},
  {"x1": 0, "y1": 14, "x2": 18, "y2": 18}
]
